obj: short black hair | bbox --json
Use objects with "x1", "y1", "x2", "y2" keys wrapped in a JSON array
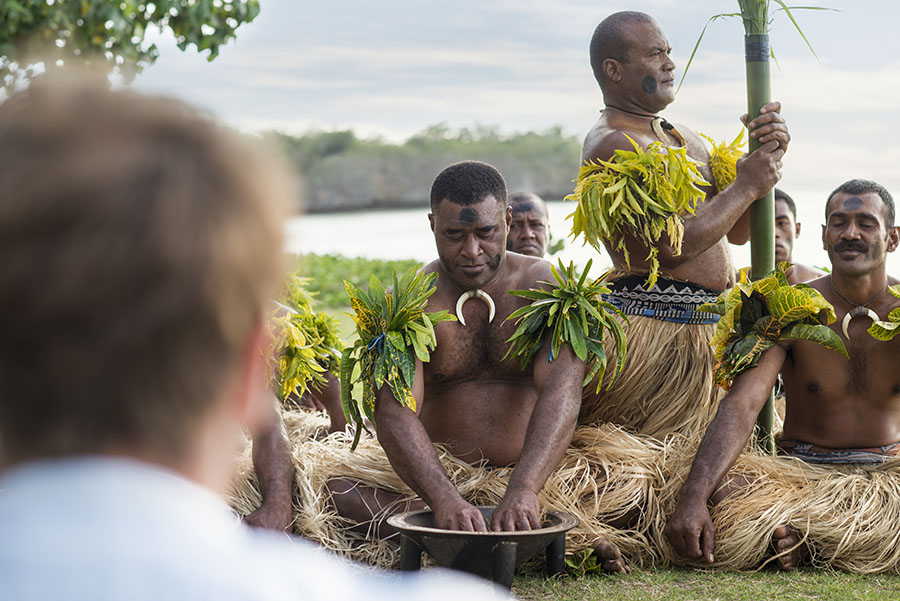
[
  {"x1": 774, "y1": 188, "x2": 797, "y2": 220},
  {"x1": 589, "y1": 11, "x2": 654, "y2": 86},
  {"x1": 508, "y1": 192, "x2": 549, "y2": 217},
  {"x1": 430, "y1": 160, "x2": 507, "y2": 209},
  {"x1": 825, "y1": 179, "x2": 895, "y2": 228}
]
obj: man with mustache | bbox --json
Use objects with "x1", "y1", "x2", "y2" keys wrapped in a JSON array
[
  {"x1": 506, "y1": 192, "x2": 550, "y2": 258},
  {"x1": 577, "y1": 11, "x2": 789, "y2": 443},
  {"x1": 774, "y1": 188, "x2": 826, "y2": 285},
  {"x1": 665, "y1": 179, "x2": 900, "y2": 570}
]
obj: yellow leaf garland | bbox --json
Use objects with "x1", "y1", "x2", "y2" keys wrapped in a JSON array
[
  {"x1": 868, "y1": 285, "x2": 900, "y2": 341},
  {"x1": 701, "y1": 263, "x2": 846, "y2": 389},
  {"x1": 268, "y1": 272, "x2": 343, "y2": 402},
  {"x1": 566, "y1": 135, "x2": 709, "y2": 288},
  {"x1": 700, "y1": 129, "x2": 745, "y2": 191}
]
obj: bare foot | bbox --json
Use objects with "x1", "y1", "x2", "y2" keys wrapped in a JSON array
[
  {"x1": 590, "y1": 539, "x2": 631, "y2": 574},
  {"x1": 772, "y1": 525, "x2": 809, "y2": 570}
]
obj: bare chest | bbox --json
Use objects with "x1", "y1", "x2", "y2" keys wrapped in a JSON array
[
  {"x1": 424, "y1": 297, "x2": 531, "y2": 386},
  {"x1": 785, "y1": 333, "x2": 900, "y2": 402}
]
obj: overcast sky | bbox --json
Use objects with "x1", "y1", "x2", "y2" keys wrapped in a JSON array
[{"x1": 132, "y1": 0, "x2": 899, "y2": 229}]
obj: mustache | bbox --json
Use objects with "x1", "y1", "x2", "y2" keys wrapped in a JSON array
[{"x1": 834, "y1": 240, "x2": 868, "y2": 253}]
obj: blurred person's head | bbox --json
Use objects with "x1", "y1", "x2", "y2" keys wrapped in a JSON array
[
  {"x1": 0, "y1": 74, "x2": 291, "y2": 487},
  {"x1": 507, "y1": 192, "x2": 550, "y2": 257}
]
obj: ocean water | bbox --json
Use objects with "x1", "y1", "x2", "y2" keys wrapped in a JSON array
[{"x1": 285, "y1": 199, "x2": 900, "y2": 277}]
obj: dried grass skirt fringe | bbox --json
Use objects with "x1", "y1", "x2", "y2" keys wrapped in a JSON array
[{"x1": 228, "y1": 410, "x2": 668, "y2": 569}]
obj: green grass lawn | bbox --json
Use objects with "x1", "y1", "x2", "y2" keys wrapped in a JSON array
[{"x1": 512, "y1": 568, "x2": 900, "y2": 600}]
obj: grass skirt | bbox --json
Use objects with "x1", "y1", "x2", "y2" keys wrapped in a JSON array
[
  {"x1": 654, "y1": 436, "x2": 900, "y2": 573},
  {"x1": 580, "y1": 314, "x2": 723, "y2": 441},
  {"x1": 228, "y1": 409, "x2": 668, "y2": 569}
]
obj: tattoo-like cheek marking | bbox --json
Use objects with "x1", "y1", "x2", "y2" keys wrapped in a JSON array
[
  {"x1": 843, "y1": 196, "x2": 863, "y2": 210},
  {"x1": 489, "y1": 253, "x2": 501, "y2": 269},
  {"x1": 641, "y1": 76, "x2": 658, "y2": 94},
  {"x1": 458, "y1": 207, "x2": 478, "y2": 224}
]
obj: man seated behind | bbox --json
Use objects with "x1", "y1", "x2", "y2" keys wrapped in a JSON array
[
  {"x1": 507, "y1": 192, "x2": 550, "y2": 258},
  {"x1": 775, "y1": 188, "x2": 827, "y2": 284},
  {"x1": 576, "y1": 11, "x2": 789, "y2": 440},
  {"x1": 329, "y1": 161, "x2": 585, "y2": 532},
  {"x1": 665, "y1": 179, "x2": 900, "y2": 570}
]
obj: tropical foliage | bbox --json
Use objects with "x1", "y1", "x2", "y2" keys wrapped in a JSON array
[
  {"x1": 269, "y1": 272, "x2": 343, "y2": 402},
  {"x1": 0, "y1": 0, "x2": 259, "y2": 90},
  {"x1": 701, "y1": 129, "x2": 745, "y2": 192},
  {"x1": 504, "y1": 259, "x2": 627, "y2": 393},
  {"x1": 339, "y1": 267, "x2": 454, "y2": 449},
  {"x1": 700, "y1": 264, "x2": 846, "y2": 389},
  {"x1": 294, "y1": 253, "x2": 421, "y2": 308},
  {"x1": 868, "y1": 285, "x2": 900, "y2": 341},
  {"x1": 566, "y1": 135, "x2": 708, "y2": 288},
  {"x1": 267, "y1": 125, "x2": 581, "y2": 212}
]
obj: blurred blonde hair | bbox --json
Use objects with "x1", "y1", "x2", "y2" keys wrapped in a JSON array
[{"x1": 0, "y1": 73, "x2": 291, "y2": 464}]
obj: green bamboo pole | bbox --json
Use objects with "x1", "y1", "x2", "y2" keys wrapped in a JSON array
[{"x1": 742, "y1": 15, "x2": 776, "y2": 453}]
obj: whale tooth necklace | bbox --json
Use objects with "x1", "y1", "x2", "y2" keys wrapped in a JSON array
[
  {"x1": 831, "y1": 278, "x2": 886, "y2": 339},
  {"x1": 603, "y1": 104, "x2": 686, "y2": 146}
]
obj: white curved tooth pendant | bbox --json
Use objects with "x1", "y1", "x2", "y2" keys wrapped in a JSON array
[
  {"x1": 841, "y1": 306, "x2": 879, "y2": 339},
  {"x1": 455, "y1": 289, "x2": 496, "y2": 327}
]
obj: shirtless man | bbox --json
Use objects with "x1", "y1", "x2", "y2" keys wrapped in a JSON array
[
  {"x1": 664, "y1": 179, "x2": 900, "y2": 569},
  {"x1": 507, "y1": 192, "x2": 550, "y2": 258},
  {"x1": 330, "y1": 160, "x2": 584, "y2": 533},
  {"x1": 584, "y1": 11, "x2": 787, "y2": 292},
  {"x1": 775, "y1": 188, "x2": 827, "y2": 284},
  {"x1": 576, "y1": 11, "x2": 789, "y2": 438}
]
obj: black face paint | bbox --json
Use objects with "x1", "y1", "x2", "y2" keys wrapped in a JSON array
[
  {"x1": 458, "y1": 207, "x2": 478, "y2": 224},
  {"x1": 842, "y1": 196, "x2": 863, "y2": 210},
  {"x1": 641, "y1": 76, "x2": 658, "y2": 94},
  {"x1": 512, "y1": 202, "x2": 534, "y2": 215},
  {"x1": 488, "y1": 253, "x2": 502, "y2": 270}
]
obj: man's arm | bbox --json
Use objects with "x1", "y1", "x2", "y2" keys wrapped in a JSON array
[
  {"x1": 491, "y1": 340, "x2": 584, "y2": 531},
  {"x1": 374, "y1": 359, "x2": 488, "y2": 531},
  {"x1": 663, "y1": 344, "x2": 786, "y2": 562},
  {"x1": 245, "y1": 395, "x2": 294, "y2": 531}
]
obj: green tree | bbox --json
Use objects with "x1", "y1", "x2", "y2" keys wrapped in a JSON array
[{"x1": 0, "y1": 0, "x2": 260, "y2": 90}]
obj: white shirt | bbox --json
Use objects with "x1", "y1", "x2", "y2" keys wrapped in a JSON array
[{"x1": 0, "y1": 456, "x2": 504, "y2": 601}]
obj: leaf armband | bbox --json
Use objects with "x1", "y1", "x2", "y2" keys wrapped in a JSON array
[
  {"x1": 702, "y1": 263, "x2": 847, "y2": 389},
  {"x1": 868, "y1": 284, "x2": 900, "y2": 341},
  {"x1": 504, "y1": 259, "x2": 628, "y2": 393},
  {"x1": 339, "y1": 267, "x2": 455, "y2": 449},
  {"x1": 566, "y1": 134, "x2": 709, "y2": 289},
  {"x1": 700, "y1": 129, "x2": 745, "y2": 191},
  {"x1": 269, "y1": 272, "x2": 343, "y2": 402}
]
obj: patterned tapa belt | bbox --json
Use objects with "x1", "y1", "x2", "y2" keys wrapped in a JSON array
[{"x1": 602, "y1": 274, "x2": 721, "y2": 325}]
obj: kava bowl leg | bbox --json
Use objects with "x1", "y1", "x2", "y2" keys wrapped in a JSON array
[
  {"x1": 545, "y1": 533, "x2": 566, "y2": 577},
  {"x1": 491, "y1": 541, "x2": 517, "y2": 589},
  {"x1": 398, "y1": 535, "x2": 422, "y2": 571}
]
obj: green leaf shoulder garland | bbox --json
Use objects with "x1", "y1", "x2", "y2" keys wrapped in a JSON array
[
  {"x1": 339, "y1": 267, "x2": 455, "y2": 449},
  {"x1": 503, "y1": 259, "x2": 628, "y2": 393},
  {"x1": 701, "y1": 263, "x2": 847, "y2": 389}
]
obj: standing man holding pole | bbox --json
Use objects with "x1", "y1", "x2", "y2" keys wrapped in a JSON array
[{"x1": 576, "y1": 11, "x2": 789, "y2": 441}]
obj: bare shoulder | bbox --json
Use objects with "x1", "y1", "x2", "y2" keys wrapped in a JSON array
[
  {"x1": 582, "y1": 123, "x2": 651, "y2": 165},
  {"x1": 505, "y1": 253, "x2": 552, "y2": 291},
  {"x1": 423, "y1": 259, "x2": 441, "y2": 276},
  {"x1": 804, "y1": 273, "x2": 830, "y2": 294}
]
